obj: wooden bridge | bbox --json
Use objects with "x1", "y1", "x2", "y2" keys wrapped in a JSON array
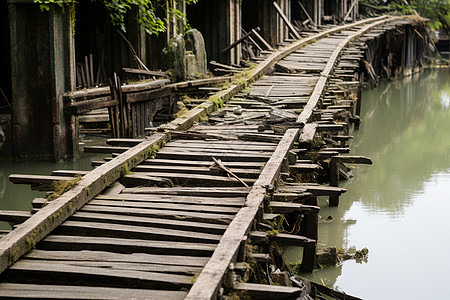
[{"x1": 0, "y1": 16, "x2": 413, "y2": 299}]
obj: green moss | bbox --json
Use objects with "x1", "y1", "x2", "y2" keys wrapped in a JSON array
[
  {"x1": 209, "y1": 95, "x2": 224, "y2": 109},
  {"x1": 267, "y1": 229, "x2": 279, "y2": 236},
  {"x1": 47, "y1": 174, "x2": 82, "y2": 201},
  {"x1": 190, "y1": 273, "x2": 200, "y2": 283},
  {"x1": 120, "y1": 166, "x2": 133, "y2": 177}
]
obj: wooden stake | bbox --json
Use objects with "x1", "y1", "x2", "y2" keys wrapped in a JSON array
[{"x1": 211, "y1": 157, "x2": 249, "y2": 188}]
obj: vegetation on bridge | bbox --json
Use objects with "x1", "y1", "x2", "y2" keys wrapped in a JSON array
[
  {"x1": 34, "y1": 0, "x2": 198, "y2": 35},
  {"x1": 362, "y1": 0, "x2": 450, "y2": 33}
]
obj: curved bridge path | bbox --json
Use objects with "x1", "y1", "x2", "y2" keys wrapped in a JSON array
[{"x1": 0, "y1": 16, "x2": 412, "y2": 299}]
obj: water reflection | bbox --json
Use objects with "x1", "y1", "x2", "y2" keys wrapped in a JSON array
[{"x1": 290, "y1": 69, "x2": 450, "y2": 299}]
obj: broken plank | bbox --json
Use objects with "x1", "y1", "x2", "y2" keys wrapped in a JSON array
[
  {"x1": 5, "y1": 260, "x2": 192, "y2": 290},
  {"x1": 87, "y1": 199, "x2": 240, "y2": 215},
  {"x1": 133, "y1": 165, "x2": 261, "y2": 179},
  {"x1": 83, "y1": 146, "x2": 130, "y2": 154},
  {"x1": 39, "y1": 235, "x2": 216, "y2": 257},
  {"x1": 126, "y1": 171, "x2": 256, "y2": 187},
  {"x1": 70, "y1": 211, "x2": 228, "y2": 235},
  {"x1": 156, "y1": 151, "x2": 270, "y2": 162},
  {"x1": 268, "y1": 202, "x2": 320, "y2": 214},
  {"x1": 249, "y1": 231, "x2": 315, "y2": 247},
  {"x1": 81, "y1": 205, "x2": 234, "y2": 225},
  {"x1": 55, "y1": 221, "x2": 222, "y2": 244},
  {"x1": 28, "y1": 260, "x2": 201, "y2": 276},
  {"x1": 0, "y1": 283, "x2": 187, "y2": 300},
  {"x1": 0, "y1": 211, "x2": 31, "y2": 225},
  {"x1": 121, "y1": 187, "x2": 250, "y2": 197},
  {"x1": 25, "y1": 249, "x2": 209, "y2": 267},
  {"x1": 234, "y1": 282, "x2": 304, "y2": 300},
  {"x1": 96, "y1": 194, "x2": 245, "y2": 206},
  {"x1": 9, "y1": 174, "x2": 74, "y2": 185}
]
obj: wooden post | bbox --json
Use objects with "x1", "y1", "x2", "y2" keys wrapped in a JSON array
[
  {"x1": 354, "y1": 72, "x2": 363, "y2": 129},
  {"x1": 299, "y1": 196, "x2": 318, "y2": 272},
  {"x1": 329, "y1": 157, "x2": 340, "y2": 206},
  {"x1": 9, "y1": 3, "x2": 75, "y2": 160},
  {"x1": 273, "y1": 2, "x2": 301, "y2": 40}
]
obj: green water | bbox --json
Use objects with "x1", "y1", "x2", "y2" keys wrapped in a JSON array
[
  {"x1": 296, "y1": 69, "x2": 450, "y2": 299},
  {"x1": 0, "y1": 136, "x2": 107, "y2": 230}
]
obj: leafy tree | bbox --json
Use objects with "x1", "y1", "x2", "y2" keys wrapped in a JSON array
[
  {"x1": 34, "y1": 0, "x2": 198, "y2": 35},
  {"x1": 388, "y1": 0, "x2": 450, "y2": 33}
]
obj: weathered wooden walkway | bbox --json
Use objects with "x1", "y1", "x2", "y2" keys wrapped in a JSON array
[{"x1": 0, "y1": 16, "x2": 412, "y2": 299}]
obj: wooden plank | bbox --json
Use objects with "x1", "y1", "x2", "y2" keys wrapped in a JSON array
[
  {"x1": 81, "y1": 205, "x2": 234, "y2": 225},
  {"x1": 133, "y1": 165, "x2": 261, "y2": 179},
  {"x1": 96, "y1": 194, "x2": 245, "y2": 206},
  {"x1": 0, "y1": 211, "x2": 31, "y2": 224},
  {"x1": 119, "y1": 174, "x2": 174, "y2": 187},
  {"x1": 9, "y1": 174, "x2": 74, "y2": 185},
  {"x1": 141, "y1": 159, "x2": 265, "y2": 169},
  {"x1": 272, "y1": 2, "x2": 301, "y2": 39},
  {"x1": 279, "y1": 185, "x2": 347, "y2": 196},
  {"x1": 186, "y1": 129, "x2": 299, "y2": 299},
  {"x1": 38, "y1": 235, "x2": 216, "y2": 257},
  {"x1": 333, "y1": 155, "x2": 372, "y2": 164},
  {"x1": 156, "y1": 151, "x2": 270, "y2": 162},
  {"x1": 68, "y1": 97, "x2": 118, "y2": 115},
  {"x1": 164, "y1": 142, "x2": 276, "y2": 151},
  {"x1": 289, "y1": 163, "x2": 322, "y2": 174},
  {"x1": 25, "y1": 250, "x2": 210, "y2": 267},
  {"x1": 298, "y1": 123, "x2": 318, "y2": 148},
  {"x1": 234, "y1": 282, "x2": 304, "y2": 299},
  {"x1": 297, "y1": 16, "x2": 399, "y2": 126},
  {"x1": 86, "y1": 199, "x2": 240, "y2": 215},
  {"x1": 124, "y1": 171, "x2": 256, "y2": 187},
  {"x1": 268, "y1": 202, "x2": 320, "y2": 214},
  {"x1": 25, "y1": 260, "x2": 202, "y2": 276},
  {"x1": 121, "y1": 187, "x2": 251, "y2": 197},
  {"x1": 55, "y1": 221, "x2": 222, "y2": 244},
  {"x1": 159, "y1": 147, "x2": 273, "y2": 155},
  {"x1": 0, "y1": 283, "x2": 187, "y2": 300},
  {"x1": 83, "y1": 146, "x2": 130, "y2": 154},
  {"x1": 70, "y1": 211, "x2": 228, "y2": 234},
  {"x1": 249, "y1": 231, "x2": 315, "y2": 247},
  {"x1": 5, "y1": 260, "x2": 192, "y2": 290},
  {"x1": 122, "y1": 68, "x2": 170, "y2": 78},
  {"x1": 0, "y1": 134, "x2": 169, "y2": 274},
  {"x1": 106, "y1": 138, "x2": 144, "y2": 147}
]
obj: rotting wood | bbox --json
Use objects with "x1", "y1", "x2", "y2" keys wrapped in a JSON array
[
  {"x1": 0, "y1": 283, "x2": 187, "y2": 300},
  {"x1": 211, "y1": 157, "x2": 250, "y2": 188},
  {"x1": 272, "y1": 2, "x2": 302, "y2": 40},
  {"x1": 0, "y1": 211, "x2": 31, "y2": 225},
  {"x1": 1, "y1": 16, "x2": 409, "y2": 298},
  {"x1": 234, "y1": 282, "x2": 304, "y2": 300},
  {"x1": 0, "y1": 134, "x2": 169, "y2": 274}
]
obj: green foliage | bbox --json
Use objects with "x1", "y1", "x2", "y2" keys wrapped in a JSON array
[
  {"x1": 34, "y1": 0, "x2": 198, "y2": 35},
  {"x1": 386, "y1": 0, "x2": 450, "y2": 32}
]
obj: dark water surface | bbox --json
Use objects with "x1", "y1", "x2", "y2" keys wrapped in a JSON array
[
  {"x1": 0, "y1": 136, "x2": 106, "y2": 230},
  {"x1": 291, "y1": 69, "x2": 450, "y2": 299}
]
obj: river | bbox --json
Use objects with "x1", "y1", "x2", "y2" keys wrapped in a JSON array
[
  {"x1": 292, "y1": 68, "x2": 450, "y2": 299},
  {"x1": 0, "y1": 136, "x2": 106, "y2": 230}
]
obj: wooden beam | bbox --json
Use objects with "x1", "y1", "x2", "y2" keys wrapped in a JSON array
[
  {"x1": 122, "y1": 68, "x2": 169, "y2": 78},
  {"x1": 272, "y1": 2, "x2": 301, "y2": 40},
  {"x1": 0, "y1": 211, "x2": 31, "y2": 225},
  {"x1": 0, "y1": 133, "x2": 169, "y2": 274},
  {"x1": 186, "y1": 129, "x2": 299, "y2": 299},
  {"x1": 234, "y1": 282, "x2": 304, "y2": 299}
]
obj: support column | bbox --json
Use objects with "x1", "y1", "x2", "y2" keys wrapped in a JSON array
[{"x1": 9, "y1": 1, "x2": 75, "y2": 160}]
